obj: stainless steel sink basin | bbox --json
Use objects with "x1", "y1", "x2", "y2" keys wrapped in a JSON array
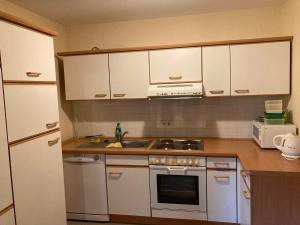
[{"x1": 121, "y1": 140, "x2": 152, "y2": 148}]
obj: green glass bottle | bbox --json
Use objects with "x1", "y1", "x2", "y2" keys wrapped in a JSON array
[{"x1": 115, "y1": 122, "x2": 122, "y2": 142}]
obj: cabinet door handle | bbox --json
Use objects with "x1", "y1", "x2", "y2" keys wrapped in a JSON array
[
  {"x1": 48, "y1": 137, "x2": 60, "y2": 146},
  {"x1": 46, "y1": 122, "x2": 58, "y2": 129},
  {"x1": 213, "y1": 162, "x2": 230, "y2": 168},
  {"x1": 94, "y1": 94, "x2": 107, "y2": 98},
  {"x1": 214, "y1": 175, "x2": 230, "y2": 180},
  {"x1": 109, "y1": 172, "x2": 123, "y2": 178},
  {"x1": 26, "y1": 72, "x2": 42, "y2": 77},
  {"x1": 209, "y1": 90, "x2": 224, "y2": 95},
  {"x1": 235, "y1": 89, "x2": 250, "y2": 94},
  {"x1": 113, "y1": 94, "x2": 126, "y2": 98},
  {"x1": 243, "y1": 190, "x2": 251, "y2": 199},
  {"x1": 169, "y1": 75, "x2": 182, "y2": 80}
]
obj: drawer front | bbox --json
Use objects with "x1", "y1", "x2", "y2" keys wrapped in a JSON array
[
  {"x1": 207, "y1": 157, "x2": 237, "y2": 169},
  {"x1": 4, "y1": 85, "x2": 59, "y2": 142},
  {"x1": 10, "y1": 131, "x2": 66, "y2": 225},
  {"x1": 106, "y1": 155, "x2": 149, "y2": 166},
  {"x1": 0, "y1": 21, "x2": 56, "y2": 82},
  {"x1": 0, "y1": 208, "x2": 15, "y2": 225}
]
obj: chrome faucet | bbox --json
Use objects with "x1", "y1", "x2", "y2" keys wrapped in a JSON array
[{"x1": 120, "y1": 131, "x2": 129, "y2": 143}]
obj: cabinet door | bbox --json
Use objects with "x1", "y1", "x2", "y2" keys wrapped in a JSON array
[
  {"x1": 0, "y1": 21, "x2": 55, "y2": 82},
  {"x1": 207, "y1": 170, "x2": 237, "y2": 223},
  {"x1": 4, "y1": 85, "x2": 59, "y2": 142},
  {"x1": 0, "y1": 68, "x2": 13, "y2": 211},
  {"x1": 0, "y1": 208, "x2": 15, "y2": 225},
  {"x1": 10, "y1": 131, "x2": 66, "y2": 225},
  {"x1": 109, "y1": 51, "x2": 149, "y2": 99},
  {"x1": 203, "y1": 46, "x2": 230, "y2": 96},
  {"x1": 106, "y1": 166, "x2": 151, "y2": 216},
  {"x1": 149, "y1": 47, "x2": 202, "y2": 84},
  {"x1": 63, "y1": 55, "x2": 110, "y2": 100},
  {"x1": 231, "y1": 41, "x2": 290, "y2": 96},
  {"x1": 240, "y1": 172, "x2": 251, "y2": 225}
]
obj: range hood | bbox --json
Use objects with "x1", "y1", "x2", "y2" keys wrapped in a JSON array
[{"x1": 148, "y1": 83, "x2": 203, "y2": 99}]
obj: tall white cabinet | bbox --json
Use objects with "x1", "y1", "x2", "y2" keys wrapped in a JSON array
[{"x1": 0, "y1": 20, "x2": 66, "y2": 225}]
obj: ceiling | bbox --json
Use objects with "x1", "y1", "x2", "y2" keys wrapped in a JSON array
[{"x1": 9, "y1": 0, "x2": 287, "y2": 25}]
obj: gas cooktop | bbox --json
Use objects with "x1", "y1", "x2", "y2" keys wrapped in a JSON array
[{"x1": 151, "y1": 139, "x2": 204, "y2": 151}]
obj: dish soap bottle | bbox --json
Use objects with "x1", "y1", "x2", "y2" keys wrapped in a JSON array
[{"x1": 115, "y1": 122, "x2": 122, "y2": 142}]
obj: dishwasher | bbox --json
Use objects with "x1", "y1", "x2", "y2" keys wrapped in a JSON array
[{"x1": 63, "y1": 154, "x2": 109, "y2": 221}]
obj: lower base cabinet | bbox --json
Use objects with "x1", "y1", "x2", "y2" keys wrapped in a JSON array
[
  {"x1": 10, "y1": 131, "x2": 67, "y2": 225},
  {"x1": 106, "y1": 166, "x2": 151, "y2": 217},
  {"x1": 0, "y1": 208, "x2": 15, "y2": 225},
  {"x1": 207, "y1": 170, "x2": 237, "y2": 223}
]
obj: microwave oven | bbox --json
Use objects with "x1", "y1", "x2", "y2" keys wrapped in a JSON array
[{"x1": 252, "y1": 121, "x2": 297, "y2": 149}]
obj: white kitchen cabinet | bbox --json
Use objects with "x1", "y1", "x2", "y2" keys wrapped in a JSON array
[
  {"x1": 149, "y1": 47, "x2": 202, "y2": 84},
  {"x1": 10, "y1": 131, "x2": 66, "y2": 225},
  {"x1": 63, "y1": 54, "x2": 110, "y2": 100},
  {"x1": 231, "y1": 41, "x2": 290, "y2": 96},
  {"x1": 0, "y1": 21, "x2": 55, "y2": 82},
  {"x1": 239, "y1": 163, "x2": 251, "y2": 225},
  {"x1": 207, "y1": 170, "x2": 237, "y2": 223},
  {"x1": 203, "y1": 46, "x2": 231, "y2": 96},
  {"x1": 106, "y1": 166, "x2": 151, "y2": 216},
  {"x1": 0, "y1": 208, "x2": 15, "y2": 225},
  {"x1": 0, "y1": 68, "x2": 13, "y2": 212},
  {"x1": 4, "y1": 85, "x2": 59, "y2": 142},
  {"x1": 109, "y1": 51, "x2": 149, "y2": 99}
]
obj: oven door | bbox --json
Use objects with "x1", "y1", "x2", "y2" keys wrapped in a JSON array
[{"x1": 150, "y1": 165, "x2": 206, "y2": 212}]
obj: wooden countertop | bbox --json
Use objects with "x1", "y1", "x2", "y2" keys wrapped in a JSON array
[{"x1": 62, "y1": 138, "x2": 300, "y2": 175}]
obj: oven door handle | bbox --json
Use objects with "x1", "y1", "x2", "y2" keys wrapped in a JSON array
[{"x1": 167, "y1": 166, "x2": 187, "y2": 171}]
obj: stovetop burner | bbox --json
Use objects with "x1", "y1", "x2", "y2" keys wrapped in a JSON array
[{"x1": 151, "y1": 139, "x2": 204, "y2": 151}]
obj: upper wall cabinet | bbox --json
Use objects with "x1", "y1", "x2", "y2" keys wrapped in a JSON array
[
  {"x1": 231, "y1": 41, "x2": 290, "y2": 96},
  {"x1": 0, "y1": 21, "x2": 56, "y2": 82},
  {"x1": 109, "y1": 51, "x2": 149, "y2": 99},
  {"x1": 203, "y1": 46, "x2": 231, "y2": 96},
  {"x1": 149, "y1": 47, "x2": 202, "y2": 84},
  {"x1": 63, "y1": 55, "x2": 110, "y2": 100}
]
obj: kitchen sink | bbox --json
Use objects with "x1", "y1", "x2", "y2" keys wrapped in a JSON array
[
  {"x1": 121, "y1": 140, "x2": 152, "y2": 148},
  {"x1": 78, "y1": 141, "x2": 111, "y2": 148}
]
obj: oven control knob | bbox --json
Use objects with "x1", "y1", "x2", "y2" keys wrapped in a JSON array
[
  {"x1": 182, "y1": 159, "x2": 187, "y2": 165},
  {"x1": 188, "y1": 159, "x2": 193, "y2": 165},
  {"x1": 155, "y1": 159, "x2": 161, "y2": 164},
  {"x1": 194, "y1": 159, "x2": 200, "y2": 166},
  {"x1": 160, "y1": 158, "x2": 166, "y2": 164},
  {"x1": 177, "y1": 159, "x2": 182, "y2": 165}
]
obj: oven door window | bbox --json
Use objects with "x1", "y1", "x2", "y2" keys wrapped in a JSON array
[{"x1": 157, "y1": 174, "x2": 199, "y2": 205}]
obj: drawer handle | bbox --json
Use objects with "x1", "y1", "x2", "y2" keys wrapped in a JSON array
[
  {"x1": 169, "y1": 75, "x2": 182, "y2": 80},
  {"x1": 26, "y1": 72, "x2": 41, "y2": 77},
  {"x1": 214, "y1": 175, "x2": 230, "y2": 180},
  {"x1": 46, "y1": 122, "x2": 58, "y2": 129},
  {"x1": 94, "y1": 94, "x2": 107, "y2": 98},
  {"x1": 109, "y1": 172, "x2": 123, "y2": 178},
  {"x1": 48, "y1": 137, "x2": 60, "y2": 146},
  {"x1": 113, "y1": 94, "x2": 126, "y2": 98},
  {"x1": 213, "y1": 162, "x2": 230, "y2": 167},
  {"x1": 243, "y1": 190, "x2": 251, "y2": 200},
  {"x1": 209, "y1": 90, "x2": 224, "y2": 95},
  {"x1": 235, "y1": 89, "x2": 250, "y2": 94}
]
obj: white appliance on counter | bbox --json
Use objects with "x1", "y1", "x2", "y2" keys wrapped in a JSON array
[
  {"x1": 149, "y1": 155, "x2": 207, "y2": 220},
  {"x1": 63, "y1": 154, "x2": 109, "y2": 221},
  {"x1": 148, "y1": 83, "x2": 203, "y2": 99},
  {"x1": 252, "y1": 121, "x2": 297, "y2": 149}
]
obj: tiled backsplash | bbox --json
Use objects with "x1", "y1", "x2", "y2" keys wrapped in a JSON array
[{"x1": 72, "y1": 96, "x2": 287, "y2": 139}]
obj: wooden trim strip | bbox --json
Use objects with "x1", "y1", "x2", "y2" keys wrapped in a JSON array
[
  {"x1": 207, "y1": 168, "x2": 237, "y2": 171},
  {"x1": 57, "y1": 36, "x2": 293, "y2": 56},
  {"x1": 110, "y1": 214, "x2": 237, "y2": 225},
  {"x1": 0, "y1": 11, "x2": 58, "y2": 36},
  {"x1": 0, "y1": 204, "x2": 14, "y2": 217},
  {"x1": 9, "y1": 128, "x2": 60, "y2": 147},
  {"x1": 3, "y1": 81, "x2": 57, "y2": 85},
  {"x1": 106, "y1": 165, "x2": 149, "y2": 168}
]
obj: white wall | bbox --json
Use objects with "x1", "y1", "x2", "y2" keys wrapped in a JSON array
[
  {"x1": 0, "y1": 0, "x2": 74, "y2": 140},
  {"x1": 281, "y1": 0, "x2": 300, "y2": 131}
]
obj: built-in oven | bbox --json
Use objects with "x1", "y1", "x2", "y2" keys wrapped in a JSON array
[{"x1": 149, "y1": 155, "x2": 207, "y2": 220}]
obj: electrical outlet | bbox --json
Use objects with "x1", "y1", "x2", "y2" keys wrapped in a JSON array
[{"x1": 157, "y1": 120, "x2": 173, "y2": 128}]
